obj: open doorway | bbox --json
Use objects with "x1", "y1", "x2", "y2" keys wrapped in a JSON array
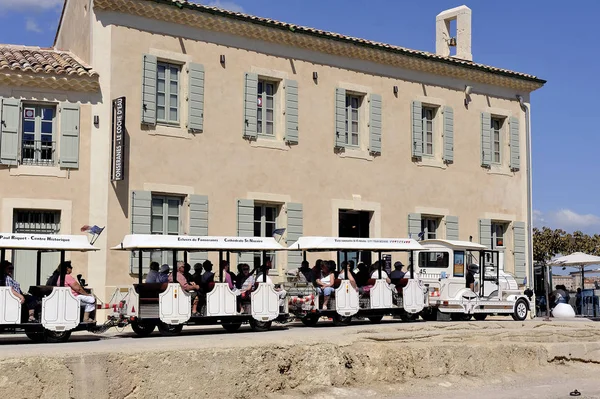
[{"x1": 338, "y1": 210, "x2": 371, "y2": 267}]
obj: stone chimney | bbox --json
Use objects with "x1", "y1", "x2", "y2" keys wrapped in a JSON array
[{"x1": 436, "y1": 5, "x2": 472, "y2": 61}]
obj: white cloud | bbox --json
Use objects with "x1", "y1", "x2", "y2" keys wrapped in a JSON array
[
  {"x1": 535, "y1": 209, "x2": 600, "y2": 233},
  {"x1": 25, "y1": 18, "x2": 43, "y2": 33},
  {"x1": 553, "y1": 209, "x2": 600, "y2": 229},
  {"x1": 532, "y1": 209, "x2": 545, "y2": 227},
  {"x1": 0, "y1": 0, "x2": 63, "y2": 12},
  {"x1": 206, "y1": 0, "x2": 244, "y2": 13}
]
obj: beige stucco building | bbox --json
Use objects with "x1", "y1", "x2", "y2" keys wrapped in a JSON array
[{"x1": 2, "y1": 0, "x2": 545, "y2": 299}]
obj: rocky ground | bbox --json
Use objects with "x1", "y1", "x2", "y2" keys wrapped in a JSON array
[{"x1": 0, "y1": 317, "x2": 599, "y2": 398}]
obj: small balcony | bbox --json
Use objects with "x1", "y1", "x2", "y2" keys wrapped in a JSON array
[{"x1": 21, "y1": 140, "x2": 55, "y2": 166}]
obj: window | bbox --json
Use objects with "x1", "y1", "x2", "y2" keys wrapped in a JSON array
[
  {"x1": 421, "y1": 107, "x2": 436, "y2": 156},
  {"x1": 150, "y1": 195, "x2": 182, "y2": 265},
  {"x1": 345, "y1": 95, "x2": 361, "y2": 146},
  {"x1": 418, "y1": 251, "x2": 449, "y2": 269},
  {"x1": 253, "y1": 204, "x2": 279, "y2": 270},
  {"x1": 21, "y1": 105, "x2": 56, "y2": 166},
  {"x1": 491, "y1": 118, "x2": 503, "y2": 164},
  {"x1": 157, "y1": 62, "x2": 180, "y2": 124},
  {"x1": 13, "y1": 209, "x2": 60, "y2": 234},
  {"x1": 453, "y1": 251, "x2": 465, "y2": 277},
  {"x1": 257, "y1": 80, "x2": 277, "y2": 136},
  {"x1": 492, "y1": 222, "x2": 507, "y2": 248},
  {"x1": 421, "y1": 217, "x2": 439, "y2": 239}
]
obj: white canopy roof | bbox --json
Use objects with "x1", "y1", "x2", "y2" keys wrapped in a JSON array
[
  {"x1": 549, "y1": 252, "x2": 600, "y2": 266},
  {"x1": 287, "y1": 236, "x2": 423, "y2": 251},
  {"x1": 111, "y1": 234, "x2": 287, "y2": 251},
  {"x1": 420, "y1": 239, "x2": 487, "y2": 251},
  {"x1": 0, "y1": 233, "x2": 97, "y2": 251}
]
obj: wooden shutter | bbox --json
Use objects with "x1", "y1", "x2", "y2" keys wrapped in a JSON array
[
  {"x1": 369, "y1": 93, "x2": 382, "y2": 155},
  {"x1": 411, "y1": 101, "x2": 422, "y2": 158},
  {"x1": 0, "y1": 98, "x2": 20, "y2": 165},
  {"x1": 443, "y1": 106, "x2": 454, "y2": 164},
  {"x1": 187, "y1": 63, "x2": 205, "y2": 132},
  {"x1": 479, "y1": 219, "x2": 492, "y2": 249},
  {"x1": 284, "y1": 79, "x2": 299, "y2": 145},
  {"x1": 445, "y1": 216, "x2": 459, "y2": 240},
  {"x1": 286, "y1": 203, "x2": 303, "y2": 271},
  {"x1": 130, "y1": 190, "x2": 152, "y2": 274},
  {"x1": 141, "y1": 54, "x2": 157, "y2": 126},
  {"x1": 189, "y1": 195, "x2": 209, "y2": 264},
  {"x1": 334, "y1": 88, "x2": 346, "y2": 149},
  {"x1": 237, "y1": 199, "x2": 254, "y2": 264},
  {"x1": 481, "y1": 112, "x2": 491, "y2": 167},
  {"x1": 509, "y1": 116, "x2": 520, "y2": 171},
  {"x1": 59, "y1": 102, "x2": 80, "y2": 169},
  {"x1": 408, "y1": 213, "x2": 422, "y2": 239},
  {"x1": 243, "y1": 73, "x2": 258, "y2": 140},
  {"x1": 513, "y1": 221, "x2": 526, "y2": 281}
]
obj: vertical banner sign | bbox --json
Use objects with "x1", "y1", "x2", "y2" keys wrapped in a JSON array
[{"x1": 111, "y1": 97, "x2": 126, "y2": 181}]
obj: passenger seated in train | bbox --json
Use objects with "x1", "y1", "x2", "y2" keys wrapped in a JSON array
[
  {"x1": 337, "y1": 262, "x2": 358, "y2": 290},
  {"x1": 183, "y1": 263, "x2": 194, "y2": 284},
  {"x1": 315, "y1": 262, "x2": 335, "y2": 310},
  {"x1": 168, "y1": 261, "x2": 201, "y2": 316},
  {"x1": 56, "y1": 261, "x2": 96, "y2": 323},
  {"x1": 311, "y1": 259, "x2": 323, "y2": 282},
  {"x1": 297, "y1": 260, "x2": 315, "y2": 283},
  {"x1": 219, "y1": 260, "x2": 236, "y2": 291},
  {"x1": 145, "y1": 262, "x2": 160, "y2": 283},
  {"x1": 354, "y1": 263, "x2": 369, "y2": 287},
  {"x1": 157, "y1": 264, "x2": 170, "y2": 283},
  {"x1": 1, "y1": 260, "x2": 39, "y2": 322},
  {"x1": 46, "y1": 265, "x2": 60, "y2": 286},
  {"x1": 192, "y1": 263, "x2": 203, "y2": 285},
  {"x1": 390, "y1": 262, "x2": 406, "y2": 280},
  {"x1": 238, "y1": 264, "x2": 254, "y2": 299},
  {"x1": 361, "y1": 261, "x2": 391, "y2": 293},
  {"x1": 255, "y1": 259, "x2": 287, "y2": 307},
  {"x1": 200, "y1": 260, "x2": 215, "y2": 285}
]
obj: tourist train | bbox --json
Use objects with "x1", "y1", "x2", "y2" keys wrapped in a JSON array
[{"x1": 0, "y1": 232, "x2": 531, "y2": 342}]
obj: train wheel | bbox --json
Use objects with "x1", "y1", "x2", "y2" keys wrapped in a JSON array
[
  {"x1": 25, "y1": 331, "x2": 45, "y2": 342},
  {"x1": 399, "y1": 311, "x2": 419, "y2": 322},
  {"x1": 222, "y1": 322, "x2": 242, "y2": 333},
  {"x1": 512, "y1": 299, "x2": 528, "y2": 321},
  {"x1": 367, "y1": 315, "x2": 384, "y2": 324},
  {"x1": 332, "y1": 314, "x2": 352, "y2": 326},
  {"x1": 473, "y1": 314, "x2": 488, "y2": 321},
  {"x1": 249, "y1": 319, "x2": 272, "y2": 332},
  {"x1": 157, "y1": 322, "x2": 183, "y2": 336},
  {"x1": 300, "y1": 314, "x2": 319, "y2": 327},
  {"x1": 131, "y1": 320, "x2": 156, "y2": 337},
  {"x1": 44, "y1": 330, "x2": 72, "y2": 343},
  {"x1": 420, "y1": 308, "x2": 438, "y2": 321}
]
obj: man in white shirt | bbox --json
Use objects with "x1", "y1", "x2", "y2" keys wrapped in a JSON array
[{"x1": 370, "y1": 261, "x2": 391, "y2": 284}]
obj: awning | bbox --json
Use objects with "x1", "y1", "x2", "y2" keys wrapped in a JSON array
[
  {"x1": 111, "y1": 234, "x2": 287, "y2": 251},
  {"x1": 287, "y1": 236, "x2": 423, "y2": 252}
]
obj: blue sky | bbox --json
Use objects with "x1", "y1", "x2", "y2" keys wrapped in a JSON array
[{"x1": 1, "y1": 0, "x2": 598, "y2": 234}]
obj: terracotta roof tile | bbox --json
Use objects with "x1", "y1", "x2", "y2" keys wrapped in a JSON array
[{"x1": 0, "y1": 45, "x2": 98, "y2": 77}]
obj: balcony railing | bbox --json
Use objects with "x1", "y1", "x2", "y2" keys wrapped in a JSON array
[{"x1": 21, "y1": 140, "x2": 55, "y2": 166}]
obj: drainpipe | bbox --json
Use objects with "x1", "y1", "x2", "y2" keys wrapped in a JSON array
[{"x1": 517, "y1": 95, "x2": 533, "y2": 300}]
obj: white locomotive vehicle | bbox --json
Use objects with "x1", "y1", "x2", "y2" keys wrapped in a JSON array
[{"x1": 414, "y1": 240, "x2": 531, "y2": 321}]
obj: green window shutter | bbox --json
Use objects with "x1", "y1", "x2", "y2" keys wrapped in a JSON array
[
  {"x1": 369, "y1": 93, "x2": 382, "y2": 155},
  {"x1": 408, "y1": 213, "x2": 422, "y2": 239},
  {"x1": 509, "y1": 116, "x2": 520, "y2": 171},
  {"x1": 0, "y1": 98, "x2": 20, "y2": 165},
  {"x1": 130, "y1": 190, "x2": 152, "y2": 274},
  {"x1": 187, "y1": 63, "x2": 205, "y2": 132},
  {"x1": 243, "y1": 72, "x2": 258, "y2": 140},
  {"x1": 443, "y1": 106, "x2": 454, "y2": 164},
  {"x1": 237, "y1": 199, "x2": 254, "y2": 264},
  {"x1": 189, "y1": 194, "x2": 209, "y2": 264},
  {"x1": 479, "y1": 218, "x2": 492, "y2": 248},
  {"x1": 141, "y1": 54, "x2": 157, "y2": 126},
  {"x1": 286, "y1": 203, "x2": 303, "y2": 271},
  {"x1": 284, "y1": 79, "x2": 299, "y2": 145},
  {"x1": 513, "y1": 221, "x2": 526, "y2": 281},
  {"x1": 445, "y1": 216, "x2": 459, "y2": 240},
  {"x1": 59, "y1": 102, "x2": 80, "y2": 169},
  {"x1": 334, "y1": 87, "x2": 346, "y2": 149},
  {"x1": 411, "y1": 101, "x2": 422, "y2": 158},
  {"x1": 481, "y1": 112, "x2": 491, "y2": 167}
]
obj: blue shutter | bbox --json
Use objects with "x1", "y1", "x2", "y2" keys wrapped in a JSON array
[
  {"x1": 408, "y1": 213, "x2": 421, "y2": 239},
  {"x1": 0, "y1": 98, "x2": 20, "y2": 165},
  {"x1": 243, "y1": 73, "x2": 258, "y2": 140},
  {"x1": 481, "y1": 113, "x2": 491, "y2": 167},
  {"x1": 284, "y1": 79, "x2": 299, "y2": 145},
  {"x1": 369, "y1": 93, "x2": 382, "y2": 155},
  {"x1": 59, "y1": 102, "x2": 80, "y2": 169},
  {"x1": 334, "y1": 88, "x2": 346, "y2": 149},
  {"x1": 188, "y1": 63, "x2": 205, "y2": 132},
  {"x1": 445, "y1": 216, "x2": 459, "y2": 240},
  {"x1": 141, "y1": 54, "x2": 157, "y2": 125},
  {"x1": 443, "y1": 106, "x2": 454, "y2": 164},
  {"x1": 237, "y1": 199, "x2": 254, "y2": 264},
  {"x1": 286, "y1": 203, "x2": 303, "y2": 271},
  {"x1": 479, "y1": 219, "x2": 492, "y2": 249},
  {"x1": 509, "y1": 116, "x2": 520, "y2": 171},
  {"x1": 189, "y1": 194, "x2": 208, "y2": 264},
  {"x1": 513, "y1": 221, "x2": 526, "y2": 280},
  {"x1": 411, "y1": 101, "x2": 422, "y2": 158},
  {"x1": 130, "y1": 191, "x2": 152, "y2": 274}
]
